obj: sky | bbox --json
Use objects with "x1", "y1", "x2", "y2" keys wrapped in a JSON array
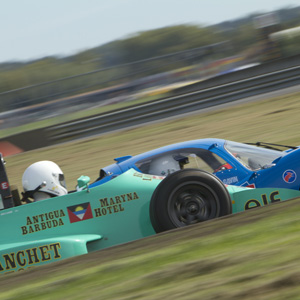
[{"x1": 1, "y1": 0, "x2": 299, "y2": 63}]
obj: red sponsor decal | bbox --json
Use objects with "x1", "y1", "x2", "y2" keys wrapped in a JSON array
[
  {"x1": 246, "y1": 184, "x2": 256, "y2": 188},
  {"x1": 0, "y1": 182, "x2": 9, "y2": 190}
]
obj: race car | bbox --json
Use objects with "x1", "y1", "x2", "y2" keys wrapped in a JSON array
[
  {"x1": 91, "y1": 138, "x2": 300, "y2": 190},
  {"x1": 1, "y1": 152, "x2": 300, "y2": 274}
]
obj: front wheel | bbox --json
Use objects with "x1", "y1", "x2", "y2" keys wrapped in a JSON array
[{"x1": 149, "y1": 169, "x2": 232, "y2": 233}]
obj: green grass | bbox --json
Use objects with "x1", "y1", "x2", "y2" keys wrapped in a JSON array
[{"x1": 1, "y1": 89, "x2": 300, "y2": 299}]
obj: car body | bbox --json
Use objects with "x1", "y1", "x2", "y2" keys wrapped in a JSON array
[
  {"x1": 1, "y1": 149, "x2": 300, "y2": 275},
  {"x1": 91, "y1": 138, "x2": 300, "y2": 191}
]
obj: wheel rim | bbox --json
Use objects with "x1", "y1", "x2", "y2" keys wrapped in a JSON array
[{"x1": 168, "y1": 182, "x2": 220, "y2": 227}]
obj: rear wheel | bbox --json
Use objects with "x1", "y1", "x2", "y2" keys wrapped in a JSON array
[{"x1": 150, "y1": 169, "x2": 232, "y2": 233}]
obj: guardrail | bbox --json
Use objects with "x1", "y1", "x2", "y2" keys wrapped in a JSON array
[{"x1": 47, "y1": 63, "x2": 300, "y2": 143}]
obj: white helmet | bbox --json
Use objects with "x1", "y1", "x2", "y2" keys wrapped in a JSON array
[
  {"x1": 22, "y1": 161, "x2": 67, "y2": 199},
  {"x1": 148, "y1": 154, "x2": 181, "y2": 176}
]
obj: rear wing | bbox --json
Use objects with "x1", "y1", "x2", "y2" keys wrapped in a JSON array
[{"x1": 0, "y1": 154, "x2": 15, "y2": 209}]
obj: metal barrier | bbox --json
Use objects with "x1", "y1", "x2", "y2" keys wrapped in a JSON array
[{"x1": 47, "y1": 64, "x2": 300, "y2": 143}]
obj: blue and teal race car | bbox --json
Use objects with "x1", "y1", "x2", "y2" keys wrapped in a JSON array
[
  {"x1": 92, "y1": 138, "x2": 300, "y2": 191},
  {"x1": 1, "y1": 141, "x2": 300, "y2": 275}
]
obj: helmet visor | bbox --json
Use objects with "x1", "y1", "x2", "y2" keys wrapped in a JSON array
[{"x1": 59, "y1": 174, "x2": 67, "y2": 189}]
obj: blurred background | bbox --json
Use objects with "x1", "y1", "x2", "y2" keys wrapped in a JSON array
[{"x1": 0, "y1": 1, "x2": 300, "y2": 139}]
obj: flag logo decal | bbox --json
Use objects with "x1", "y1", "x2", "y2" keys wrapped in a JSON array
[{"x1": 67, "y1": 202, "x2": 93, "y2": 223}]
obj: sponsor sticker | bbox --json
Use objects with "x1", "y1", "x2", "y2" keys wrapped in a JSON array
[
  {"x1": 223, "y1": 176, "x2": 238, "y2": 185},
  {"x1": 67, "y1": 202, "x2": 93, "y2": 223},
  {"x1": 283, "y1": 170, "x2": 297, "y2": 183},
  {"x1": 246, "y1": 184, "x2": 256, "y2": 188},
  {"x1": 240, "y1": 181, "x2": 256, "y2": 188},
  {"x1": 0, "y1": 182, "x2": 9, "y2": 190}
]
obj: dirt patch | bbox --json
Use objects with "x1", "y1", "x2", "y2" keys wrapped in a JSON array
[{"x1": 0, "y1": 141, "x2": 23, "y2": 157}]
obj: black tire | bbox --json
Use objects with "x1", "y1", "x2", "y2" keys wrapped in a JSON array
[{"x1": 150, "y1": 169, "x2": 232, "y2": 233}]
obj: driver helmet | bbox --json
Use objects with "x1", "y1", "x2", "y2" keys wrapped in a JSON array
[
  {"x1": 22, "y1": 161, "x2": 67, "y2": 200},
  {"x1": 148, "y1": 154, "x2": 181, "y2": 176}
]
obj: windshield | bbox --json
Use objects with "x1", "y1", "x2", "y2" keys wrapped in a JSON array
[
  {"x1": 225, "y1": 141, "x2": 283, "y2": 170},
  {"x1": 135, "y1": 148, "x2": 229, "y2": 176}
]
